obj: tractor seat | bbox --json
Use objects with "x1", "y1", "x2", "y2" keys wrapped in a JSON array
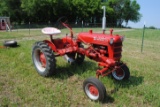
[{"x1": 42, "y1": 27, "x2": 61, "y2": 35}]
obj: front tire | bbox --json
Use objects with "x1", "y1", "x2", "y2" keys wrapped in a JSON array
[
  {"x1": 83, "y1": 77, "x2": 106, "y2": 102},
  {"x1": 112, "y1": 64, "x2": 130, "y2": 81},
  {"x1": 32, "y1": 41, "x2": 56, "y2": 77}
]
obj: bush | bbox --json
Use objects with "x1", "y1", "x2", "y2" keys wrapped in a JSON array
[{"x1": 147, "y1": 26, "x2": 157, "y2": 29}]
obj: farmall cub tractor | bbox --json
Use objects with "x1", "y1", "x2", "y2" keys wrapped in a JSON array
[{"x1": 32, "y1": 20, "x2": 130, "y2": 102}]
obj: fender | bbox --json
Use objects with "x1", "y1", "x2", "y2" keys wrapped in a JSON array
[
  {"x1": 62, "y1": 36, "x2": 77, "y2": 46},
  {"x1": 43, "y1": 40, "x2": 57, "y2": 52}
]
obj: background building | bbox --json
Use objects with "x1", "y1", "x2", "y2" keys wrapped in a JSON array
[{"x1": 0, "y1": 17, "x2": 11, "y2": 30}]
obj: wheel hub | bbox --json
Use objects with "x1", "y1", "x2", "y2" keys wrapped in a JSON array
[
  {"x1": 116, "y1": 67, "x2": 124, "y2": 76},
  {"x1": 89, "y1": 85, "x2": 99, "y2": 96},
  {"x1": 112, "y1": 65, "x2": 126, "y2": 80},
  {"x1": 39, "y1": 52, "x2": 46, "y2": 67}
]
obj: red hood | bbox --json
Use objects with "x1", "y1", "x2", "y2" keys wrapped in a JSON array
[{"x1": 77, "y1": 30, "x2": 123, "y2": 46}]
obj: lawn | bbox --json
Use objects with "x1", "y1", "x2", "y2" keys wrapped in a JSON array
[{"x1": 0, "y1": 28, "x2": 160, "y2": 107}]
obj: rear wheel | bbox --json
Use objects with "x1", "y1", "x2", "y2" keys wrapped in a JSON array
[
  {"x1": 32, "y1": 41, "x2": 56, "y2": 77},
  {"x1": 112, "y1": 64, "x2": 130, "y2": 81},
  {"x1": 83, "y1": 77, "x2": 106, "y2": 101}
]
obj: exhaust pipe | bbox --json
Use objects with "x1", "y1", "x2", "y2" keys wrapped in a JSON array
[{"x1": 64, "y1": 54, "x2": 75, "y2": 64}]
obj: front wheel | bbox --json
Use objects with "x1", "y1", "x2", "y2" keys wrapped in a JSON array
[
  {"x1": 83, "y1": 77, "x2": 106, "y2": 102},
  {"x1": 112, "y1": 64, "x2": 130, "y2": 81}
]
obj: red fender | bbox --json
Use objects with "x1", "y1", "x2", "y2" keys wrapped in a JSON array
[{"x1": 43, "y1": 40, "x2": 57, "y2": 52}]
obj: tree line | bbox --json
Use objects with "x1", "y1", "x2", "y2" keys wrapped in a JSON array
[{"x1": 0, "y1": 0, "x2": 141, "y2": 27}]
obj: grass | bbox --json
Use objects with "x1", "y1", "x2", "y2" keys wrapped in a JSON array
[{"x1": 0, "y1": 28, "x2": 160, "y2": 107}]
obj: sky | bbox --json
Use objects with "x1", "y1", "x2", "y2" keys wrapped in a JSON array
[{"x1": 127, "y1": 0, "x2": 160, "y2": 28}]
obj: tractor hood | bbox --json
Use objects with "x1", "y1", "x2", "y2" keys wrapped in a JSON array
[{"x1": 77, "y1": 30, "x2": 124, "y2": 46}]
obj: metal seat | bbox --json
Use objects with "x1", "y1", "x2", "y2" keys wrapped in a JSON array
[{"x1": 41, "y1": 27, "x2": 61, "y2": 35}]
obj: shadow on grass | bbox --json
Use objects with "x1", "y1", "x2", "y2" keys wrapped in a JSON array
[
  {"x1": 50, "y1": 60, "x2": 115, "y2": 104},
  {"x1": 114, "y1": 75, "x2": 143, "y2": 87},
  {"x1": 102, "y1": 74, "x2": 144, "y2": 104},
  {"x1": 49, "y1": 61, "x2": 144, "y2": 104},
  {"x1": 51, "y1": 60, "x2": 144, "y2": 104},
  {"x1": 49, "y1": 60, "x2": 143, "y2": 104},
  {"x1": 103, "y1": 95, "x2": 115, "y2": 104},
  {"x1": 51, "y1": 60, "x2": 97, "y2": 79},
  {"x1": 109, "y1": 74, "x2": 144, "y2": 94}
]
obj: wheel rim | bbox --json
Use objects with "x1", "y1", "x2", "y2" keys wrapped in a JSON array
[
  {"x1": 33, "y1": 48, "x2": 46, "y2": 72},
  {"x1": 112, "y1": 67, "x2": 125, "y2": 80},
  {"x1": 85, "y1": 83, "x2": 99, "y2": 100}
]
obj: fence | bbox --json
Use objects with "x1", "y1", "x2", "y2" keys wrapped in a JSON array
[
  {"x1": 1, "y1": 22, "x2": 129, "y2": 37},
  {"x1": 11, "y1": 22, "x2": 124, "y2": 30}
]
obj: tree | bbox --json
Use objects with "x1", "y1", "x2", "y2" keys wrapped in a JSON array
[
  {"x1": 0, "y1": 0, "x2": 141, "y2": 26},
  {"x1": 21, "y1": 0, "x2": 57, "y2": 22},
  {"x1": 0, "y1": 0, "x2": 8, "y2": 16},
  {"x1": 0, "y1": 0, "x2": 22, "y2": 23},
  {"x1": 123, "y1": 0, "x2": 141, "y2": 26},
  {"x1": 101, "y1": 0, "x2": 126, "y2": 26},
  {"x1": 71, "y1": 0, "x2": 101, "y2": 22},
  {"x1": 105, "y1": 0, "x2": 141, "y2": 27},
  {"x1": 21, "y1": 0, "x2": 76, "y2": 22}
]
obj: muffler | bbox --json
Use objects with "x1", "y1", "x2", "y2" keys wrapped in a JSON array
[{"x1": 64, "y1": 54, "x2": 75, "y2": 64}]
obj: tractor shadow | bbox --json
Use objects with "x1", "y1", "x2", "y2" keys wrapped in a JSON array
[
  {"x1": 108, "y1": 73, "x2": 144, "y2": 94},
  {"x1": 112, "y1": 74, "x2": 144, "y2": 89},
  {"x1": 102, "y1": 74, "x2": 143, "y2": 104},
  {"x1": 51, "y1": 61, "x2": 143, "y2": 104},
  {"x1": 51, "y1": 60, "x2": 97, "y2": 79},
  {"x1": 51, "y1": 60, "x2": 116, "y2": 103}
]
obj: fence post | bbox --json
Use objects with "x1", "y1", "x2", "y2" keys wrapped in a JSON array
[
  {"x1": 29, "y1": 22, "x2": 30, "y2": 36},
  {"x1": 141, "y1": 22, "x2": 145, "y2": 53},
  {"x1": 82, "y1": 20, "x2": 83, "y2": 31},
  {"x1": 16, "y1": 23, "x2": 18, "y2": 32}
]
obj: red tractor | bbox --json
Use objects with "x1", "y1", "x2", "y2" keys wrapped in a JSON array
[{"x1": 32, "y1": 20, "x2": 130, "y2": 101}]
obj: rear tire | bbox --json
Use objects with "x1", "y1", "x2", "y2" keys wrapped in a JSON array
[
  {"x1": 32, "y1": 41, "x2": 56, "y2": 77},
  {"x1": 83, "y1": 77, "x2": 106, "y2": 101}
]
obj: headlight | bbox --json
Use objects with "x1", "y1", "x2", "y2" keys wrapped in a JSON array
[
  {"x1": 120, "y1": 36, "x2": 125, "y2": 41},
  {"x1": 109, "y1": 38, "x2": 114, "y2": 45}
]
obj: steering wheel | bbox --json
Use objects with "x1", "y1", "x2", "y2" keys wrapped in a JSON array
[
  {"x1": 41, "y1": 17, "x2": 68, "y2": 35},
  {"x1": 56, "y1": 16, "x2": 74, "y2": 37}
]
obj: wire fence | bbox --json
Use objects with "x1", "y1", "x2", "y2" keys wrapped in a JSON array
[
  {"x1": 1, "y1": 22, "x2": 130, "y2": 37},
  {"x1": 11, "y1": 22, "x2": 124, "y2": 30}
]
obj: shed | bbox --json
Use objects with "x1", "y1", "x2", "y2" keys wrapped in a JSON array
[{"x1": 0, "y1": 17, "x2": 11, "y2": 30}]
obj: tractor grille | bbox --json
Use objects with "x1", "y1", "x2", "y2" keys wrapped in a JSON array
[
  {"x1": 114, "y1": 42, "x2": 122, "y2": 47},
  {"x1": 113, "y1": 42, "x2": 122, "y2": 59},
  {"x1": 114, "y1": 48, "x2": 122, "y2": 52}
]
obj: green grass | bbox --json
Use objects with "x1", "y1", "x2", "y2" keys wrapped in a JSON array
[{"x1": 0, "y1": 28, "x2": 160, "y2": 107}]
